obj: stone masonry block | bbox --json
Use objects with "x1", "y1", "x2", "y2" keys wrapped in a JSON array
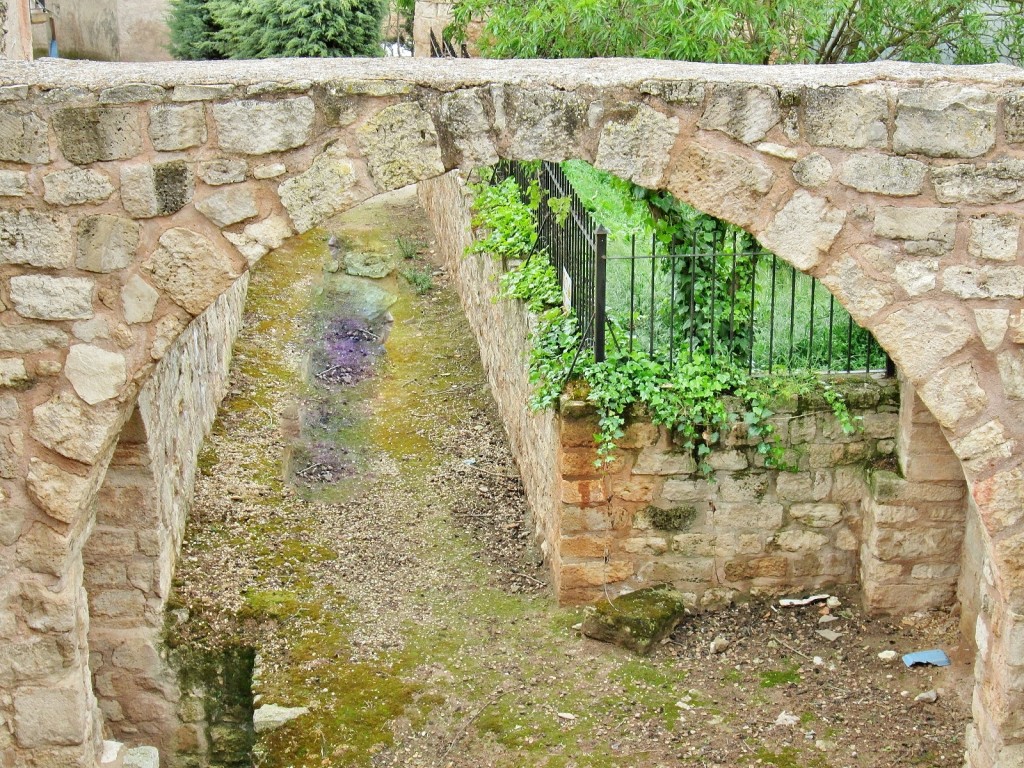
[
  {"x1": 149, "y1": 103, "x2": 207, "y2": 151},
  {"x1": 0, "y1": 210, "x2": 73, "y2": 268},
  {"x1": 14, "y1": 685, "x2": 89, "y2": 747},
  {"x1": 53, "y1": 107, "x2": 143, "y2": 164},
  {"x1": 213, "y1": 97, "x2": 315, "y2": 154},
  {"x1": 0, "y1": 108, "x2": 49, "y2": 163}
]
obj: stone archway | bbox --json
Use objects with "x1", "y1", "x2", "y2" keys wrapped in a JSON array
[{"x1": 0, "y1": 58, "x2": 1023, "y2": 767}]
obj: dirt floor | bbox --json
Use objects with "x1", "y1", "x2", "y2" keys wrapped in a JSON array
[{"x1": 170, "y1": 188, "x2": 973, "y2": 768}]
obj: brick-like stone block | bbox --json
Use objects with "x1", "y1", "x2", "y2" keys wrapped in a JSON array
[
  {"x1": 120, "y1": 160, "x2": 194, "y2": 218},
  {"x1": 214, "y1": 97, "x2": 315, "y2": 154},
  {"x1": 76, "y1": 215, "x2": 140, "y2": 273},
  {"x1": 149, "y1": 103, "x2": 207, "y2": 151},
  {"x1": 801, "y1": 86, "x2": 888, "y2": 149},
  {"x1": 893, "y1": 86, "x2": 996, "y2": 158},
  {"x1": 0, "y1": 108, "x2": 49, "y2": 163},
  {"x1": 14, "y1": 685, "x2": 90, "y2": 747},
  {"x1": 53, "y1": 107, "x2": 143, "y2": 164},
  {"x1": 9, "y1": 275, "x2": 94, "y2": 320},
  {"x1": 1, "y1": 210, "x2": 73, "y2": 268}
]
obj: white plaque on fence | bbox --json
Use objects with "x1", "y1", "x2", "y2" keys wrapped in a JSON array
[{"x1": 562, "y1": 268, "x2": 572, "y2": 313}]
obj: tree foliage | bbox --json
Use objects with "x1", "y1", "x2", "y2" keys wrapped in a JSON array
[
  {"x1": 168, "y1": 0, "x2": 388, "y2": 60},
  {"x1": 451, "y1": 0, "x2": 1023, "y2": 65}
]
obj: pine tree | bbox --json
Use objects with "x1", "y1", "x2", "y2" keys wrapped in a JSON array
[{"x1": 168, "y1": 0, "x2": 388, "y2": 60}]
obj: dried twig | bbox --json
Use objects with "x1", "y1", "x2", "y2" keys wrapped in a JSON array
[
  {"x1": 441, "y1": 691, "x2": 502, "y2": 759},
  {"x1": 770, "y1": 633, "x2": 813, "y2": 661}
]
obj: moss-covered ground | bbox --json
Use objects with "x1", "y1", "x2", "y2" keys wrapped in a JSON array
[{"x1": 167, "y1": 188, "x2": 969, "y2": 768}]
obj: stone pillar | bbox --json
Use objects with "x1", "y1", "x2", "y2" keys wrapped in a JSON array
[
  {"x1": 412, "y1": 0, "x2": 454, "y2": 57},
  {"x1": 2, "y1": 0, "x2": 32, "y2": 60},
  {"x1": 860, "y1": 378, "x2": 967, "y2": 613}
]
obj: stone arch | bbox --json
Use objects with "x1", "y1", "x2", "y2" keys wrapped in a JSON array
[{"x1": 0, "y1": 58, "x2": 1023, "y2": 766}]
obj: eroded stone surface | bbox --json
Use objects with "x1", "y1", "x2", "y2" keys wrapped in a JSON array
[
  {"x1": 894, "y1": 86, "x2": 996, "y2": 158},
  {"x1": 0, "y1": 211, "x2": 72, "y2": 269},
  {"x1": 667, "y1": 143, "x2": 774, "y2": 228},
  {"x1": 195, "y1": 187, "x2": 258, "y2": 228},
  {"x1": 596, "y1": 105, "x2": 679, "y2": 188},
  {"x1": 761, "y1": 190, "x2": 845, "y2": 271},
  {"x1": 9, "y1": 276, "x2": 94, "y2": 320},
  {"x1": 76, "y1": 216, "x2": 140, "y2": 273},
  {"x1": 149, "y1": 104, "x2": 207, "y2": 151},
  {"x1": 802, "y1": 86, "x2": 888, "y2": 149},
  {"x1": 143, "y1": 228, "x2": 239, "y2": 315},
  {"x1": 213, "y1": 97, "x2": 315, "y2": 154},
  {"x1": 120, "y1": 161, "x2": 194, "y2": 219},
  {"x1": 53, "y1": 107, "x2": 142, "y2": 164},
  {"x1": 839, "y1": 155, "x2": 926, "y2": 197},
  {"x1": 581, "y1": 585, "x2": 693, "y2": 655},
  {"x1": 358, "y1": 102, "x2": 445, "y2": 192},
  {"x1": 42, "y1": 168, "x2": 114, "y2": 206},
  {"x1": 64, "y1": 345, "x2": 127, "y2": 405},
  {"x1": 0, "y1": 109, "x2": 49, "y2": 164},
  {"x1": 279, "y1": 145, "x2": 359, "y2": 233},
  {"x1": 699, "y1": 83, "x2": 779, "y2": 144}
]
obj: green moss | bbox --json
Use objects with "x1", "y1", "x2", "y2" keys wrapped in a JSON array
[
  {"x1": 582, "y1": 584, "x2": 692, "y2": 655},
  {"x1": 759, "y1": 663, "x2": 801, "y2": 688},
  {"x1": 239, "y1": 590, "x2": 300, "y2": 621},
  {"x1": 646, "y1": 504, "x2": 697, "y2": 531}
]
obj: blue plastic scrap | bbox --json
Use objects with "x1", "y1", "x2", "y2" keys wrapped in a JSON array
[{"x1": 903, "y1": 649, "x2": 951, "y2": 668}]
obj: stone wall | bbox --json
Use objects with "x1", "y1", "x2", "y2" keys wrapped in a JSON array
[
  {"x1": 553, "y1": 383, "x2": 902, "y2": 604},
  {"x1": 85, "y1": 274, "x2": 247, "y2": 755},
  {"x1": 0, "y1": 58, "x2": 1022, "y2": 767},
  {"x1": 42, "y1": 0, "x2": 171, "y2": 61},
  {"x1": 419, "y1": 171, "x2": 561, "y2": 560}
]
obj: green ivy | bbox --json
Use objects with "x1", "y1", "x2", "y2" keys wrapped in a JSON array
[{"x1": 468, "y1": 171, "x2": 859, "y2": 473}]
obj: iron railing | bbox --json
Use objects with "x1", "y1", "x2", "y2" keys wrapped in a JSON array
[
  {"x1": 493, "y1": 160, "x2": 893, "y2": 376},
  {"x1": 429, "y1": 28, "x2": 469, "y2": 58}
]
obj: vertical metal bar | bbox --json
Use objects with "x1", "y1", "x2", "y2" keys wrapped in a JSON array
[
  {"x1": 728, "y1": 232, "x2": 737, "y2": 356},
  {"x1": 649, "y1": 232, "x2": 656, "y2": 357},
  {"x1": 788, "y1": 264, "x2": 796, "y2": 369},
  {"x1": 709, "y1": 243, "x2": 718, "y2": 359},
  {"x1": 669, "y1": 252, "x2": 677, "y2": 367},
  {"x1": 595, "y1": 226, "x2": 608, "y2": 363},
  {"x1": 846, "y1": 314, "x2": 854, "y2": 372},
  {"x1": 808, "y1": 280, "x2": 816, "y2": 368},
  {"x1": 768, "y1": 256, "x2": 777, "y2": 374},
  {"x1": 827, "y1": 295, "x2": 835, "y2": 374},
  {"x1": 629, "y1": 234, "x2": 636, "y2": 355},
  {"x1": 748, "y1": 252, "x2": 757, "y2": 373},
  {"x1": 688, "y1": 234, "x2": 697, "y2": 360}
]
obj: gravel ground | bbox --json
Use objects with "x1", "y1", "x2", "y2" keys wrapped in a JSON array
[{"x1": 170, "y1": 189, "x2": 972, "y2": 768}]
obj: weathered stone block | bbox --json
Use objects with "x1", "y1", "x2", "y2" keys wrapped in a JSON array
[
  {"x1": 195, "y1": 187, "x2": 258, "y2": 229},
  {"x1": 505, "y1": 86, "x2": 589, "y2": 163},
  {"x1": 672, "y1": 533, "x2": 716, "y2": 557},
  {"x1": 596, "y1": 105, "x2": 679, "y2": 188},
  {"x1": 172, "y1": 84, "x2": 235, "y2": 102},
  {"x1": 143, "y1": 228, "x2": 239, "y2": 315},
  {"x1": 120, "y1": 160, "x2": 194, "y2": 218},
  {"x1": 839, "y1": 155, "x2": 926, "y2": 196},
  {"x1": 76, "y1": 215, "x2": 140, "y2": 274},
  {"x1": 213, "y1": 97, "x2": 315, "y2": 154},
  {"x1": 562, "y1": 478, "x2": 609, "y2": 505},
  {"x1": 668, "y1": 143, "x2": 774, "y2": 228},
  {"x1": 0, "y1": 324, "x2": 68, "y2": 354},
  {"x1": 633, "y1": 448, "x2": 696, "y2": 476},
  {"x1": 53, "y1": 107, "x2": 142, "y2": 164},
  {"x1": 820, "y1": 254, "x2": 894, "y2": 322},
  {"x1": 559, "y1": 557, "x2": 633, "y2": 587},
  {"x1": 121, "y1": 276, "x2": 160, "y2": 325},
  {"x1": 792, "y1": 153, "x2": 832, "y2": 187},
  {"x1": 64, "y1": 344, "x2": 127, "y2": 405},
  {"x1": 149, "y1": 103, "x2": 207, "y2": 151},
  {"x1": 790, "y1": 502, "x2": 843, "y2": 528},
  {"x1": 933, "y1": 159, "x2": 1024, "y2": 205},
  {"x1": 969, "y1": 215, "x2": 1020, "y2": 262},
  {"x1": 894, "y1": 86, "x2": 996, "y2": 158},
  {"x1": 868, "y1": 525, "x2": 962, "y2": 562},
  {"x1": 918, "y1": 362, "x2": 987, "y2": 426},
  {"x1": 13, "y1": 685, "x2": 89, "y2": 747},
  {"x1": 253, "y1": 163, "x2": 286, "y2": 179},
  {"x1": 802, "y1": 86, "x2": 888, "y2": 149},
  {"x1": 774, "y1": 528, "x2": 828, "y2": 552},
  {"x1": 639, "y1": 80, "x2": 706, "y2": 106},
  {"x1": 0, "y1": 169, "x2": 29, "y2": 197},
  {"x1": 26, "y1": 459, "x2": 94, "y2": 524},
  {"x1": 0, "y1": 359, "x2": 28, "y2": 388},
  {"x1": 0, "y1": 210, "x2": 73, "y2": 268},
  {"x1": 439, "y1": 88, "x2": 499, "y2": 169},
  {"x1": 724, "y1": 555, "x2": 788, "y2": 580},
  {"x1": 943, "y1": 266, "x2": 1024, "y2": 299},
  {"x1": 699, "y1": 83, "x2": 779, "y2": 144},
  {"x1": 1006, "y1": 93, "x2": 1024, "y2": 144},
  {"x1": 998, "y1": 350, "x2": 1024, "y2": 400},
  {"x1": 0, "y1": 108, "x2": 49, "y2": 163},
  {"x1": 358, "y1": 102, "x2": 445, "y2": 192},
  {"x1": 42, "y1": 168, "x2": 114, "y2": 206},
  {"x1": 581, "y1": 584, "x2": 691, "y2": 654},
  {"x1": 31, "y1": 392, "x2": 121, "y2": 465},
  {"x1": 760, "y1": 190, "x2": 845, "y2": 271},
  {"x1": 279, "y1": 144, "x2": 360, "y2": 233},
  {"x1": 198, "y1": 159, "x2": 247, "y2": 186},
  {"x1": 874, "y1": 303, "x2": 972, "y2": 381},
  {"x1": 99, "y1": 84, "x2": 165, "y2": 104},
  {"x1": 9, "y1": 276, "x2": 94, "y2": 320},
  {"x1": 560, "y1": 533, "x2": 616, "y2": 558},
  {"x1": 713, "y1": 501, "x2": 783, "y2": 529},
  {"x1": 873, "y1": 206, "x2": 956, "y2": 246}
]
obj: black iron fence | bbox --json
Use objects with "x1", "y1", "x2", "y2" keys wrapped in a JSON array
[
  {"x1": 492, "y1": 161, "x2": 893, "y2": 376},
  {"x1": 429, "y1": 28, "x2": 470, "y2": 58}
]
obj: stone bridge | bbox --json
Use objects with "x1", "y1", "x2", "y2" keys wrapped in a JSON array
[{"x1": 0, "y1": 57, "x2": 1023, "y2": 767}]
